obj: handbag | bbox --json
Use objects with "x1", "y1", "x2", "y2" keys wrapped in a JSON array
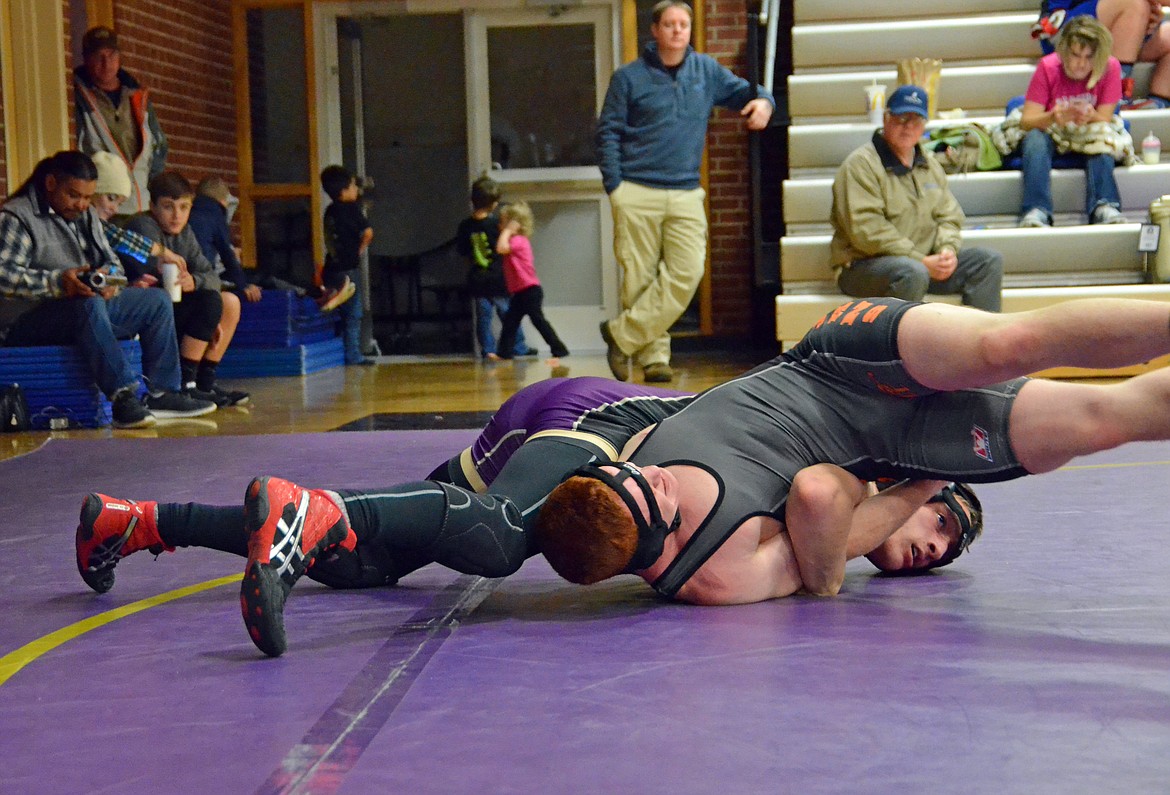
[{"x1": 0, "y1": 383, "x2": 31, "y2": 433}]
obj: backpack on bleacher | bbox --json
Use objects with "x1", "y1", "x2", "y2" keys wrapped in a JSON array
[{"x1": 927, "y1": 123, "x2": 1003, "y2": 174}]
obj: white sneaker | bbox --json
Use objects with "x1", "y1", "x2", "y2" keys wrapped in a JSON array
[
  {"x1": 1091, "y1": 205, "x2": 1127, "y2": 224},
  {"x1": 1018, "y1": 208, "x2": 1051, "y2": 228}
]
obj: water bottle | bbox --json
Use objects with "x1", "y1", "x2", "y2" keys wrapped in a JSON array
[{"x1": 1142, "y1": 131, "x2": 1161, "y2": 165}]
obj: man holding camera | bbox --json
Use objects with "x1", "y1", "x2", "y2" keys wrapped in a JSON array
[{"x1": 0, "y1": 150, "x2": 215, "y2": 428}]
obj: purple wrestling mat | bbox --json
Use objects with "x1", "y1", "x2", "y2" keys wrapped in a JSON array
[{"x1": 1, "y1": 433, "x2": 1168, "y2": 794}]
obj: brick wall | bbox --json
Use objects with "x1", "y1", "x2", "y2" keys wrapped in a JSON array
[
  {"x1": 8, "y1": 2, "x2": 757, "y2": 336},
  {"x1": 0, "y1": 2, "x2": 236, "y2": 201},
  {"x1": 703, "y1": 1, "x2": 757, "y2": 338},
  {"x1": 77, "y1": 0, "x2": 239, "y2": 192}
]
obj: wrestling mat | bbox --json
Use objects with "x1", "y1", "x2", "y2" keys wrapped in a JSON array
[{"x1": 1, "y1": 432, "x2": 1168, "y2": 794}]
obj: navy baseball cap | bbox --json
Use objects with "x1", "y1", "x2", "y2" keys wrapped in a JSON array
[{"x1": 887, "y1": 84, "x2": 929, "y2": 118}]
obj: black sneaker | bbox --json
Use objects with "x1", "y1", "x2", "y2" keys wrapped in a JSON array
[
  {"x1": 145, "y1": 390, "x2": 217, "y2": 418},
  {"x1": 111, "y1": 390, "x2": 156, "y2": 429},
  {"x1": 188, "y1": 385, "x2": 249, "y2": 408},
  {"x1": 185, "y1": 386, "x2": 230, "y2": 408},
  {"x1": 209, "y1": 385, "x2": 250, "y2": 406}
]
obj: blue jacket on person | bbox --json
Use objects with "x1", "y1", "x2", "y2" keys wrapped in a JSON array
[
  {"x1": 595, "y1": 42, "x2": 774, "y2": 194},
  {"x1": 188, "y1": 194, "x2": 250, "y2": 295}
]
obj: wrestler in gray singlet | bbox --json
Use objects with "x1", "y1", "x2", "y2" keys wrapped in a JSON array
[{"x1": 630, "y1": 298, "x2": 1030, "y2": 597}]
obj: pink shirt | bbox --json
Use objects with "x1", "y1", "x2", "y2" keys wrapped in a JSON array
[
  {"x1": 502, "y1": 234, "x2": 541, "y2": 294},
  {"x1": 1025, "y1": 52, "x2": 1122, "y2": 111}
]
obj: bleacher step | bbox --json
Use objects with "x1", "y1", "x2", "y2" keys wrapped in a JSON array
[
  {"x1": 795, "y1": 0, "x2": 1035, "y2": 24},
  {"x1": 788, "y1": 109, "x2": 1170, "y2": 169},
  {"x1": 794, "y1": 13, "x2": 1038, "y2": 69},
  {"x1": 790, "y1": 64, "x2": 1035, "y2": 120},
  {"x1": 783, "y1": 164, "x2": 1170, "y2": 224},
  {"x1": 780, "y1": 225, "x2": 1145, "y2": 283}
]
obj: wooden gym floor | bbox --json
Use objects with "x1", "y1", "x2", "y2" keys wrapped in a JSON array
[{"x1": 0, "y1": 349, "x2": 766, "y2": 462}]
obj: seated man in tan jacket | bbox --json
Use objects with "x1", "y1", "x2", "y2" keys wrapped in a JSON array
[{"x1": 830, "y1": 84, "x2": 1003, "y2": 312}]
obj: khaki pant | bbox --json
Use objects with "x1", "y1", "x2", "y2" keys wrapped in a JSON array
[{"x1": 608, "y1": 181, "x2": 707, "y2": 368}]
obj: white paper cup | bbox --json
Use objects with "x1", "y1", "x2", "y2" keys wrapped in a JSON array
[
  {"x1": 865, "y1": 84, "x2": 886, "y2": 124},
  {"x1": 161, "y1": 262, "x2": 181, "y2": 302}
]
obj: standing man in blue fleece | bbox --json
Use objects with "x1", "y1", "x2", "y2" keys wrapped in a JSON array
[{"x1": 596, "y1": 0, "x2": 773, "y2": 384}]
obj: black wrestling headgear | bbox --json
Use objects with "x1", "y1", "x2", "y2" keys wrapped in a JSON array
[
  {"x1": 926, "y1": 482, "x2": 982, "y2": 569},
  {"x1": 570, "y1": 462, "x2": 682, "y2": 574}
]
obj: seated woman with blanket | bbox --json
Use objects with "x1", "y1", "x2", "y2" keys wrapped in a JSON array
[{"x1": 1015, "y1": 15, "x2": 1130, "y2": 227}]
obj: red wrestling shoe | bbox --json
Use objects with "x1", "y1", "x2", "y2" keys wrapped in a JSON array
[
  {"x1": 240, "y1": 476, "x2": 356, "y2": 657},
  {"x1": 75, "y1": 494, "x2": 168, "y2": 594}
]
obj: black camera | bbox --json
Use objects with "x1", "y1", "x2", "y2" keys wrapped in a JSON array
[{"x1": 78, "y1": 270, "x2": 128, "y2": 290}]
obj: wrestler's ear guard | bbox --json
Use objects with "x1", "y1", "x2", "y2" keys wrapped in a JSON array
[
  {"x1": 926, "y1": 482, "x2": 982, "y2": 569},
  {"x1": 570, "y1": 462, "x2": 682, "y2": 573}
]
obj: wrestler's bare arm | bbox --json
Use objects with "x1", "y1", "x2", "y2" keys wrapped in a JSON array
[
  {"x1": 787, "y1": 467, "x2": 947, "y2": 596},
  {"x1": 785, "y1": 466, "x2": 869, "y2": 596},
  {"x1": 675, "y1": 467, "x2": 905, "y2": 604}
]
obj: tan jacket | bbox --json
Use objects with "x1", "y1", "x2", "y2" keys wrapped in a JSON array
[{"x1": 829, "y1": 132, "x2": 964, "y2": 267}]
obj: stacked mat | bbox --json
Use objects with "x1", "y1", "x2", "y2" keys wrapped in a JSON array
[
  {"x1": 217, "y1": 290, "x2": 344, "y2": 377},
  {"x1": 0, "y1": 340, "x2": 142, "y2": 429}
]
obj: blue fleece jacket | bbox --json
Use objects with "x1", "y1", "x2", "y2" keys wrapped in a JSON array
[
  {"x1": 188, "y1": 194, "x2": 251, "y2": 295},
  {"x1": 596, "y1": 42, "x2": 774, "y2": 194}
]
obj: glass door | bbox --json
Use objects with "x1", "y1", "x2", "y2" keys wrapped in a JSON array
[{"x1": 465, "y1": 6, "x2": 617, "y2": 354}]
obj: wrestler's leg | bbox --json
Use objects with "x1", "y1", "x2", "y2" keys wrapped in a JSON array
[
  {"x1": 1008, "y1": 374, "x2": 1170, "y2": 473},
  {"x1": 486, "y1": 436, "x2": 609, "y2": 545},
  {"x1": 338, "y1": 481, "x2": 527, "y2": 579},
  {"x1": 425, "y1": 453, "x2": 465, "y2": 485},
  {"x1": 159, "y1": 501, "x2": 395, "y2": 589},
  {"x1": 159, "y1": 503, "x2": 247, "y2": 555},
  {"x1": 896, "y1": 299, "x2": 1170, "y2": 391},
  {"x1": 80, "y1": 493, "x2": 397, "y2": 592}
]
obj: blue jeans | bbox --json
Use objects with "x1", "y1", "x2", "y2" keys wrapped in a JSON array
[
  {"x1": 837, "y1": 247, "x2": 1004, "y2": 312},
  {"x1": 474, "y1": 296, "x2": 528, "y2": 356},
  {"x1": 1019, "y1": 128, "x2": 1121, "y2": 220},
  {"x1": 4, "y1": 287, "x2": 181, "y2": 395},
  {"x1": 337, "y1": 271, "x2": 365, "y2": 363}
]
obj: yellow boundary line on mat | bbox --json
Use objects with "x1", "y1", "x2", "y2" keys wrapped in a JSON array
[
  {"x1": 0, "y1": 573, "x2": 242, "y2": 688},
  {"x1": 1061, "y1": 459, "x2": 1170, "y2": 471}
]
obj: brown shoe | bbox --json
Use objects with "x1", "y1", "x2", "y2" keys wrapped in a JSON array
[
  {"x1": 599, "y1": 320, "x2": 630, "y2": 381},
  {"x1": 643, "y1": 363, "x2": 673, "y2": 383}
]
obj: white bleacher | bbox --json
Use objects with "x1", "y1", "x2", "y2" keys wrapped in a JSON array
[
  {"x1": 778, "y1": 2, "x2": 1170, "y2": 358},
  {"x1": 788, "y1": 109, "x2": 1170, "y2": 170},
  {"x1": 794, "y1": 0, "x2": 1036, "y2": 22},
  {"x1": 784, "y1": 164, "x2": 1170, "y2": 227},
  {"x1": 793, "y1": 14, "x2": 1039, "y2": 69}
]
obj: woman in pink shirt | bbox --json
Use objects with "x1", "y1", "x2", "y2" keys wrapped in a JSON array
[
  {"x1": 494, "y1": 201, "x2": 570, "y2": 366},
  {"x1": 1017, "y1": 15, "x2": 1127, "y2": 227}
]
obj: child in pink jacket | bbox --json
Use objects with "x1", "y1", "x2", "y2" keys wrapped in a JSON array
[{"x1": 495, "y1": 201, "x2": 569, "y2": 366}]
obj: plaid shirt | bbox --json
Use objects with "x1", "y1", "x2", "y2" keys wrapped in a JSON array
[
  {"x1": 103, "y1": 222, "x2": 154, "y2": 266},
  {"x1": 0, "y1": 211, "x2": 62, "y2": 300},
  {"x1": 0, "y1": 193, "x2": 122, "y2": 300}
]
